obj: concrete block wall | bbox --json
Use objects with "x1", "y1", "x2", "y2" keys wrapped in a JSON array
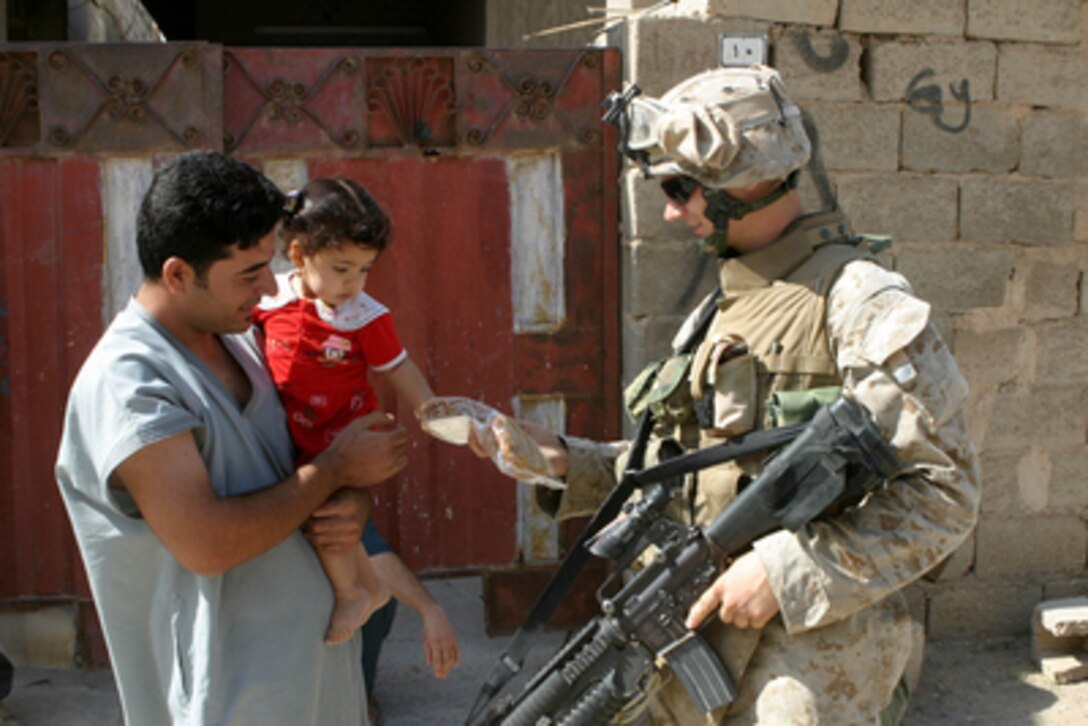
[{"x1": 599, "y1": 0, "x2": 1088, "y2": 640}]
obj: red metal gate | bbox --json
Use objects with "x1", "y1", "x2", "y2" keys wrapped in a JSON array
[{"x1": 0, "y1": 42, "x2": 620, "y2": 641}]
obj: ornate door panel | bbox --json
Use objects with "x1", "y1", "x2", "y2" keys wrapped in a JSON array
[{"x1": 0, "y1": 44, "x2": 620, "y2": 607}]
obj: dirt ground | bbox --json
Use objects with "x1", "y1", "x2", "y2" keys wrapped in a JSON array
[
  {"x1": 3, "y1": 635, "x2": 1088, "y2": 724},
  {"x1": 904, "y1": 636, "x2": 1088, "y2": 725}
]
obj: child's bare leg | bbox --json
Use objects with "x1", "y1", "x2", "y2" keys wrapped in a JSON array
[{"x1": 317, "y1": 543, "x2": 391, "y2": 646}]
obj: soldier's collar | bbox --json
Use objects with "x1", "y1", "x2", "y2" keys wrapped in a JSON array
[{"x1": 718, "y1": 211, "x2": 854, "y2": 293}]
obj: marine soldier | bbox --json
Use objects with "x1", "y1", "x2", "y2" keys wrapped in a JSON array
[{"x1": 494, "y1": 65, "x2": 980, "y2": 724}]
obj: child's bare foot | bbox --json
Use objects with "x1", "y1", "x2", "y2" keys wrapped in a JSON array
[{"x1": 324, "y1": 582, "x2": 391, "y2": 646}]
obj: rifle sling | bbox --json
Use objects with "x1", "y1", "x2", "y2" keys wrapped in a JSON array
[{"x1": 467, "y1": 289, "x2": 724, "y2": 724}]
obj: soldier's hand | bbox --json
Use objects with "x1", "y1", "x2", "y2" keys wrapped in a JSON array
[
  {"x1": 321, "y1": 412, "x2": 408, "y2": 488},
  {"x1": 685, "y1": 551, "x2": 780, "y2": 631}
]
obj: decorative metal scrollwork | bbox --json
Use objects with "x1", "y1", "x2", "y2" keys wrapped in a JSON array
[
  {"x1": 224, "y1": 51, "x2": 365, "y2": 151},
  {"x1": 515, "y1": 78, "x2": 554, "y2": 120},
  {"x1": 42, "y1": 48, "x2": 205, "y2": 149},
  {"x1": 105, "y1": 76, "x2": 149, "y2": 123},
  {"x1": 266, "y1": 79, "x2": 308, "y2": 125},
  {"x1": 459, "y1": 51, "x2": 600, "y2": 149},
  {"x1": 0, "y1": 53, "x2": 40, "y2": 147},
  {"x1": 367, "y1": 58, "x2": 455, "y2": 147}
]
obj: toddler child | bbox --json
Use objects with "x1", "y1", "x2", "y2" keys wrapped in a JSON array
[{"x1": 253, "y1": 177, "x2": 434, "y2": 645}]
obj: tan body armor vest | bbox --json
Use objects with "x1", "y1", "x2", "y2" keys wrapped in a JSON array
[{"x1": 633, "y1": 211, "x2": 875, "y2": 527}]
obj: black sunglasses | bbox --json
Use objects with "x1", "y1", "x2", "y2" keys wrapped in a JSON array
[{"x1": 660, "y1": 175, "x2": 700, "y2": 204}]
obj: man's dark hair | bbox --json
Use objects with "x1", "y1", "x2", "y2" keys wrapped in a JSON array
[
  {"x1": 136, "y1": 151, "x2": 286, "y2": 280},
  {"x1": 280, "y1": 177, "x2": 390, "y2": 256}
]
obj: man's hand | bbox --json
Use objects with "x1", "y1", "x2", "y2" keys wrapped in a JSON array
[
  {"x1": 304, "y1": 489, "x2": 370, "y2": 551},
  {"x1": 420, "y1": 604, "x2": 460, "y2": 679},
  {"x1": 685, "y1": 551, "x2": 780, "y2": 631},
  {"x1": 320, "y1": 412, "x2": 408, "y2": 488}
]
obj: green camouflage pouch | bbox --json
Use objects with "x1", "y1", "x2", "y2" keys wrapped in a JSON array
[
  {"x1": 766, "y1": 385, "x2": 842, "y2": 427},
  {"x1": 623, "y1": 354, "x2": 695, "y2": 426}
]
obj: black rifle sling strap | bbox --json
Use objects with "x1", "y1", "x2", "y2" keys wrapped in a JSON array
[{"x1": 466, "y1": 290, "x2": 725, "y2": 724}]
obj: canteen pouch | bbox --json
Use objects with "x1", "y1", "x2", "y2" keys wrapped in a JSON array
[{"x1": 690, "y1": 334, "x2": 756, "y2": 438}]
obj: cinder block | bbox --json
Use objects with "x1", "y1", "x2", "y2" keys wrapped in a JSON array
[
  {"x1": 951, "y1": 327, "x2": 1028, "y2": 391},
  {"x1": 1043, "y1": 578, "x2": 1088, "y2": 602},
  {"x1": 976, "y1": 515, "x2": 1087, "y2": 578},
  {"x1": 622, "y1": 168, "x2": 679, "y2": 240},
  {"x1": 868, "y1": 40, "x2": 997, "y2": 103},
  {"x1": 837, "y1": 173, "x2": 958, "y2": 243},
  {"x1": 893, "y1": 243, "x2": 1011, "y2": 312},
  {"x1": 961, "y1": 177, "x2": 1075, "y2": 244},
  {"x1": 627, "y1": 15, "x2": 768, "y2": 96},
  {"x1": 772, "y1": 28, "x2": 864, "y2": 102},
  {"x1": 983, "y1": 385, "x2": 1088, "y2": 452},
  {"x1": 803, "y1": 103, "x2": 900, "y2": 172},
  {"x1": 841, "y1": 0, "x2": 966, "y2": 36},
  {"x1": 1032, "y1": 597, "x2": 1088, "y2": 684},
  {"x1": 1035, "y1": 319, "x2": 1088, "y2": 384},
  {"x1": 486, "y1": 0, "x2": 600, "y2": 48},
  {"x1": 694, "y1": 0, "x2": 839, "y2": 26},
  {"x1": 902, "y1": 104, "x2": 1020, "y2": 174},
  {"x1": 607, "y1": 0, "x2": 661, "y2": 10},
  {"x1": 1023, "y1": 260, "x2": 1081, "y2": 321},
  {"x1": 1049, "y1": 448, "x2": 1088, "y2": 513},
  {"x1": 998, "y1": 44, "x2": 1088, "y2": 108},
  {"x1": 978, "y1": 450, "x2": 1021, "y2": 514},
  {"x1": 625, "y1": 238, "x2": 716, "y2": 318},
  {"x1": 1040, "y1": 654, "x2": 1088, "y2": 684},
  {"x1": 621, "y1": 311, "x2": 693, "y2": 388},
  {"x1": 0, "y1": 605, "x2": 78, "y2": 668},
  {"x1": 926, "y1": 577, "x2": 1042, "y2": 639},
  {"x1": 1036, "y1": 597, "x2": 1088, "y2": 637},
  {"x1": 1076, "y1": 181, "x2": 1088, "y2": 243},
  {"x1": 1015, "y1": 446, "x2": 1051, "y2": 513},
  {"x1": 968, "y1": 0, "x2": 1083, "y2": 44},
  {"x1": 1021, "y1": 110, "x2": 1088, "y2": 180}
]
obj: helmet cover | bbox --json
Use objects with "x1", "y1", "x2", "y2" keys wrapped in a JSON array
[{"x1": 622, "y1": 65, "x2": 811, "y2": 189}]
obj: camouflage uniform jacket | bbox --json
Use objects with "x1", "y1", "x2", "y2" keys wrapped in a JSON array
[{"x1": 536, "y1": 211, "x2": 981, "y2": 725}]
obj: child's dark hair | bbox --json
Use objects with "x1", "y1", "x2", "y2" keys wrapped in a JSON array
[
  {"x1": 281, "y1": 177, "x2": 390, "y2": 255},
  {"x1": 137, "y1": 151, "x2": 285, "y2": 280}
]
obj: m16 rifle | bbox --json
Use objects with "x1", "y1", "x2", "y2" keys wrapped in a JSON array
[{"x1": 474, "y1": 395, "x2": 903, "y2": 725}]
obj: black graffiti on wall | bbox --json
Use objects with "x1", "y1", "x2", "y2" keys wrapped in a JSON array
[
  {"x1": 907, "y1": 68, "x2": 972, "y2": 133},
  {"x1": 792, "y1": 32, "x2": 850, "y2": 73}
]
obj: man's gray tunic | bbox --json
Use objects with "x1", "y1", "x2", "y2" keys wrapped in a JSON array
[{"x1": 56, "y1": 300, "x2": 365, "y2": 725}]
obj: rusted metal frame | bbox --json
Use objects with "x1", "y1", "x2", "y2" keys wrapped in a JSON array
[
  {"x1": 296, "y1": 56, "x2": 364, "y2": 148},
  {"x1": 43, "y1": 47, "x2": 199, "y2": 149},
  {"x1": 548, "y1": 52, "x2": 605, "y2": 147},
  {"x1": 224, "y1": 50, "x2": 363, "y2": 152},
  {"x1": 462, "y1": 49, "x2": 591, "y2": 148}
]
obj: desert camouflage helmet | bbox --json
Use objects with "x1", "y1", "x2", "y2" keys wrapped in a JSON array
[{"x1": 607, "y1": 65, "x2": 811, "y2": 189}]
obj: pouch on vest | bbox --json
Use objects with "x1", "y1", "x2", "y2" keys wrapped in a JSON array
[
  {"x1": 766, "y1": 385, "x2": 842, "y2": 427},
  {"x1": 689, "y1": 334, "x2": 756, "y2": 438},
  {"x1": 623, "y1": 353, "x2": 696, "y2": 427}
]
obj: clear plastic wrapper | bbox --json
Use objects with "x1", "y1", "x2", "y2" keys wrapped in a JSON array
[{"x1": 416, "y1": 396, "x2": 565, "y2": 489}]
